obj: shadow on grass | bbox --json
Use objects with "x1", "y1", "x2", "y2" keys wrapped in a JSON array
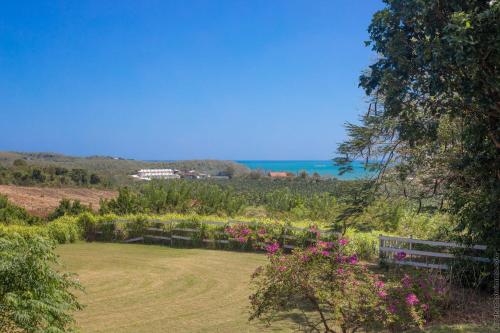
[{"x1": 419, "y1": 324, "x2": 497, "y2": 333}]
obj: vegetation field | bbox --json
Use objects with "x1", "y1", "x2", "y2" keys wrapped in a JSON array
[{"x1": 0, "y1": 185, "x2": 116, "y2": 217}]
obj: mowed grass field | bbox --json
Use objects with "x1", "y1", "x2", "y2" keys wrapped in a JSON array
[
  {"x1": 56, "y1": 243, "x2": 296, "y2": 333},
  {"x1": 56, "y1": 243, "x2": 497, "y2": 333}
]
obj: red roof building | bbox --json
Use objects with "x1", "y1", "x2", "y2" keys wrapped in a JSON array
[{"x1": 269, "y1": 172, "x2": 289, "y2": 178}]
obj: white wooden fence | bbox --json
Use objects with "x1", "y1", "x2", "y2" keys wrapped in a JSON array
[{"x1": 379, "y1": 235, "x2": 489, "y2": 270}]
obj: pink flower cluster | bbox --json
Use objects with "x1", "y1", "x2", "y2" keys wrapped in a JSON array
[
  {"x1": 405, "y1": 293, "x2": 419, "y2": 306},
  {"x1": 317, "y1": 241, "x2": 334, "y2": 249},
  {"x1": 265, "y1": 242, "x2": 280, "y2": 255},
  {"x1": 338, "y1": 238, "x2": 349, "y2": 246},
  {"x1": 394, "y1": 251, "x2": 407, "y2": 261},
  {"x1": 225, "y1": 224, "x2": 253, "y2": 243}
]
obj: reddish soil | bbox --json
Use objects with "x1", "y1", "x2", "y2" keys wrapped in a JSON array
[{"x1": 0, "y1": 185, "x2": 117, "y2": 217}]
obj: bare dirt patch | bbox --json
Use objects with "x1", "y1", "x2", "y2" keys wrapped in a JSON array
[{"x1": 0, "y1": 185, "x2": 117, "y2": 216}]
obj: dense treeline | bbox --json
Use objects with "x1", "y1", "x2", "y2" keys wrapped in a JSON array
[
  {"x1": 0, "y1": 152, "x2": 249, "y2": 186},
  {"x1": 206, "y1": 176, "x2": 366, "y2": 202},
  {"x1": 97, "y1": 180, "x2": 452, "y2": 239},
  {"x1": 99, "y1": 179, "x2": 355, "y2": 218},
  {"x1": 100, "y1": 181, "x2": 245, "y2": 216},
  {"x1": 0, "y1": 159, "x2": 107, "y2": 187}
]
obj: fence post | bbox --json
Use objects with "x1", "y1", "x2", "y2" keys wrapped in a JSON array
[
  {"x1": 379, "y1": 234, "x2": 384, "y2": 261},
  {"x1": 410, "y1": 234, "x2": 413, "y2": 262}
]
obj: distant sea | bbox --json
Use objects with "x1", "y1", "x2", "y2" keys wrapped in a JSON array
[{"x1": 237, "y1": 160, "x2": 373, "y2": 180}]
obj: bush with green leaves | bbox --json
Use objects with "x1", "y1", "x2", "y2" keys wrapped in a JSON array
[
  {"x1": 0, "y1": 215, "x2": 81, "y2": 245},
  {"x1": 0, "y1": 195, "x2": 41, "y2": 226},
  {"x1": 0, "y1": 233, "x2": 83, "y2": 333},
  {"x1": 249, "y1": 240, "x2": 450, "y2": 333},
  {"x1": 48, "y1": 199, "x2": 91, "y2": 221}
]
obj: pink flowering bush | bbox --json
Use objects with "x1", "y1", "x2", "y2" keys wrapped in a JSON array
[
  {"x1": 382, "y1": 271, "x2": 450, "y2": 331},
  {"x1": 250, "y1": 239, "x2": 388, "y2": 333},
  {"x1": 249, "y1": 239, "x2": 450, "y2": 333},
  {"x1": 225, "y1": 223, "x2": 281, "y2": 251},
  {"x1": 225, "y1": 223, "x2": 253, "y2": 244}
]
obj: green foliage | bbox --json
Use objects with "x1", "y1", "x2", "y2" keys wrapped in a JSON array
[
  {"x1": 0, "y1": 163, "x2": 105, "y2": 187},
  {"x1": 46, "y1": 217, "x2": 81, "y2": 244},
  {"x1": 249, "y1": 241, "x2": 448, "y2": 332},
  {"x1": 48, "y1": 199, "x2": 91, "y2": 221},
  {"x1": 69, "y1": 169, "x2": 88, "y2": 185},
  {"x1": 337, "y1": 0, "x2": 500, "y2": 253},
  {"x1": 13, "y1": 159, "x2": 27, "y2": 167},
  {"x1": 0, "y1": 233, "x2": 83, "y2": 333},
  {"x1": 100, "y1": 182, "x2": 246, "y2": 217},
  {"x1": 343, "y1": 228, "x2": 380, "y2": 260},
  {"x1": 0, "y1": 195, "x2": 41, "y2": 226},
  {"x1": 0, "y1": 152, "x2": 249, "y2": 187},
  {"x1": 0, "y1": 214, "x2": 81, "y2": 245}
]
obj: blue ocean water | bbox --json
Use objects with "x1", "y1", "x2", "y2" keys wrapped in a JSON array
[{"x1": 237, "y1": 160, "x2": 373, "y2": 180}]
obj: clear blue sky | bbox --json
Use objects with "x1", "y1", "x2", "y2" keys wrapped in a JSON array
[{"x1": 0, "y1": 0, "x2": 384, "y2": 160}]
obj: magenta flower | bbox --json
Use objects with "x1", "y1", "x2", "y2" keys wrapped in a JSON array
[
  {"x1": 309, "y1": 246, "x2": 319, "y2": 255},
  {"x1": 337, "y1": 268, "x2": 344, "y2": 274},
  {"x1": 394, "y1": 251, "x2": 407, "y2": 261},
  {"x1": 237, "y1": 236, "x2": 246, "y2": 243},
  {"x1": 348, "y1": 255, "x2": 358, "y2": 265},
  {"x1": 401, "y1": 274, "x2": 412, "y2": 288},
  {"x1": 405, "y1": 293, "x2": 419, "y2": 306},
  {"x1": 388, "y1": 304, "x2": 397, "y2": 314},
  {"x1": 320, "y1": 250, "x2": 330, "y2": 256},
  {"x1": 338, "y1": 238, "x2": 349, "y2": 246},
  {"x1": 374, "y1": 280, "x2": 385, "y2": 289},
  {"x1": 318, "y1": 241, "x2": 334, "y2": 249},
  {"x1": 277, "y1": 265, "x2": 287, "y2": 272},
  {"x1": 265, "y1": 242, "x2": 280, "y2": 255},
  {"x1": 421, "y1": 303, "x2": 429, "y2": 312},
  {"x1": 377, "y1": 290, "x2": 387, "y2": 298}
]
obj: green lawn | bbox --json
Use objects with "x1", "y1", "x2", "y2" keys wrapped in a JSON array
[
  {"x1": 57, "y1": 243, "x2": 296, "y2": 332},
  {"x1": 56, "y1": 243, "x2": 496, "y2": 333}
]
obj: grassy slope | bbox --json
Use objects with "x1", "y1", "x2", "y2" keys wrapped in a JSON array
[
  {"x1": 0, "y1": 185, "x2": 116, "y2": 216},
  {"x1": 57, "y1": 243, "x2": 496, "y2": 333}
]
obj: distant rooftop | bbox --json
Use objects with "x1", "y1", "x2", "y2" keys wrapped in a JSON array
[{"x1": 269, "y1": 172, "x2": 289, "y2": 178}]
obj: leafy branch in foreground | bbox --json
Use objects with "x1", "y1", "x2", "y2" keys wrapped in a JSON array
[{"x1": 0, "y1": 234, "x2": 83, "y2": 333}]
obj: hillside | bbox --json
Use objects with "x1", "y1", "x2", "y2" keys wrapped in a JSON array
[
  {"x1": 0, "y1": 152, "x2": 249, "y2": 186},
  {"x1": 0, "y1": 185, "x2": 117, "y2": 217}
]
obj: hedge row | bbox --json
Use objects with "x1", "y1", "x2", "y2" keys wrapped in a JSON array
[
  {"x1": 0, "y1": 213, "x2": 381, "y2": 259},
  {"x1": 0, "y1": 215, "x2": 82, "y2": 244}
]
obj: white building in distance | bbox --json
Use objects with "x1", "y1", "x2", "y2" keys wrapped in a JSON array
[{"x1": 132, "y1": 169, "x2": 180, "y2": 180}]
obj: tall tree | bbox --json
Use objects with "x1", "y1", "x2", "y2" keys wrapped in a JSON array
[{"x1": 337, "y1": 0, "x2": 499, "y2": 250}]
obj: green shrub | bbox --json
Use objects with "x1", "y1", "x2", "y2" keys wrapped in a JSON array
[
  {"x1": 0, "y1": 195, "x2": 41, "y2": 226},
  {"x1": 344, "y1": 228, "x2": 380, "y2": 260},
  {"x1": 0, "y1": 234, "x2": 83, "y2": 332},
  {"x1": 0, "y1": 224, "x2": 49, "y2": 240},
  {"x1": 48, "y1": 199, "x2": 91, "y2": 221},
  {"x1": 47, "y1": 217, "x2": 80, "y2": 244}
]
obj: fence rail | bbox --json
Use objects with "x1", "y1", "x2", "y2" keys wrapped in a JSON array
[
  {"x1": 379, "y1": 234, "x2": 489, "y2": 270},
  {"x1": 92, "y1": 218, "x2": 341, "y2": 251}
]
